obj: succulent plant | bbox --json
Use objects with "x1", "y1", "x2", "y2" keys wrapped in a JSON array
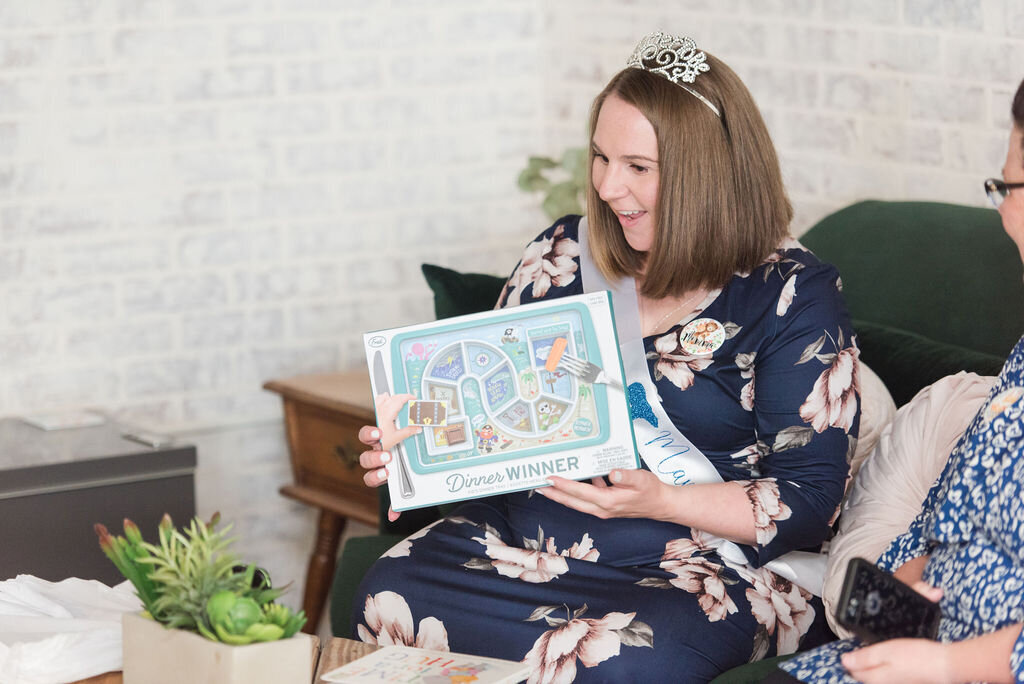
[
  {"x1": 199, "y1": 590, "x2": 304, "y2": 644},
  {"x1": 95, "y1": 513, "x2": 306, "y2": 643}
]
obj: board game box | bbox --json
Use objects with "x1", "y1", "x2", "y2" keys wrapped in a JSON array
[{"x1": 363, "y1": 290, "x2": 639, "y2": 511}]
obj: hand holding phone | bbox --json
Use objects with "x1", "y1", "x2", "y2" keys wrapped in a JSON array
[{"x1": 835, "y1": 557, "x2": 941, "y2": 644}]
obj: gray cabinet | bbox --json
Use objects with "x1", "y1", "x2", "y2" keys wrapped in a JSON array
[{"x1": 0, "y1": 418, "x2": 196, "y2": 586}]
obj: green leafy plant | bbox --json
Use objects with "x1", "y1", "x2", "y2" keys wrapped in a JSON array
[
  {"x1": 517, "y1": 147, "x2": 588, "y2": 220},
  {"x1": 95, "y1": 513, "x2": 306, "y2": 644}
]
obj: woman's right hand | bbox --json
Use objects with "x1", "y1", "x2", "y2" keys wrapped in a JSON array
[
  {"x1": 357, "y1": 392, "x2": 421, "y2": 488},
  {"x1": 357, "y1": 393, "x2": 421, "y2": 523}
]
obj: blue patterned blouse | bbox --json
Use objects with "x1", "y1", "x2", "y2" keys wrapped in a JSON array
[{"x1": 782, "y1": 334, "x2": 1024, "y2": 683}]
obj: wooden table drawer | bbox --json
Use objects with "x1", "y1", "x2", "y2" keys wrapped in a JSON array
[
  {"x1": 288, "y1": 401, "x2": 371, "y2": 497},
  {"x1": 267, "y1": 370, "x2": 379, "y2": 524}
]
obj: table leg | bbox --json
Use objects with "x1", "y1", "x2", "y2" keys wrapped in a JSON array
[{"x1": 301, "y1": 510, "x2": 346, "y2": 634}]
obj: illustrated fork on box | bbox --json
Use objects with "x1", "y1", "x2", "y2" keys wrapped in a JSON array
[{"x1": 558, "y1": 352, "x2": 623, "y2": 391}]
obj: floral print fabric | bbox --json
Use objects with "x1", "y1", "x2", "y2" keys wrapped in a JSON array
[
  {"x1": 354, "y1": 216, "x2": 858, "y2": 682},
  {"x1": 781, "y1": 335, "x2": 1024, "y2": 683}
]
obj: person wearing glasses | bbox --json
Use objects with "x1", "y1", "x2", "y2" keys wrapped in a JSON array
[
  {"x1": 354, "y1": 32, "x2": 859, "y2": 681},
  {"x1": 985, "y1": 178, "x2": 1024, "y2": 260},
  {"x1": 774, "y1": 77, "x2": 1024, "y2": 684}
]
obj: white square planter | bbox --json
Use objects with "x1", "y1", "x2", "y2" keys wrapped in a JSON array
[{"x1": 122, "y1": 612, "x2": 314, "y2": 684}]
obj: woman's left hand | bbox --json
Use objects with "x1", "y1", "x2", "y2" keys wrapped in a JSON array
[
  {"x1": 536, "y1": 469, "x2": 671, "y2": 520},
  {"x1": 841, "y1": 639, "x2": 954, "y2": 684},
  {"x1": 840, "y1": 579, "x2": 948, "y2": 683}
]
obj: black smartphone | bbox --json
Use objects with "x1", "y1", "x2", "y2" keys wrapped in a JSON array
[{"x1": 835, "y1": 557, "x2": 941, "y2": 644}]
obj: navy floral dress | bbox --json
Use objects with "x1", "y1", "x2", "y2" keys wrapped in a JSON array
[
  {"x1": 353, "y1": 216, "x2": 859, "y2": 682},
  {"x1": 781, "y1": 334, "x2": 1024, "y2": 683}
]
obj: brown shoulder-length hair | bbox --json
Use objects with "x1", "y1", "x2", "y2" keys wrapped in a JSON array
[
  {"x1": 586, "y1": 55, "x2": 792, "y2": 299},
  {"x1": 1013, "y1": 78, "x2": 1024, "y2": 148}
]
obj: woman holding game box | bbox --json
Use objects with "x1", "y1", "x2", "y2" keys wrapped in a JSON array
[{"x1": 354, "y1": 32, "x2": 859, "y2": 682}]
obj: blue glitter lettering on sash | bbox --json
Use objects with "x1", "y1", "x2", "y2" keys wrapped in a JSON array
[{"x1": 627, "y1": 382, "x2": 657, "y2": 427}]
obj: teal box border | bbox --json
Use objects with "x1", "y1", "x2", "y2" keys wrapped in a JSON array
[{"x1": 390, "y1": 300, "x2": 612, "y2": 475}]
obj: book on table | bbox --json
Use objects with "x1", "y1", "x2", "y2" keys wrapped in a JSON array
[
  {"x1": 363, "y1": 290, "x2": 639, "y2": 512},
  {"x1": 320, "y1": 644, "x2": 530, "y2": 683}
]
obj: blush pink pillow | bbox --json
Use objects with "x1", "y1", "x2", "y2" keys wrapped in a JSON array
[{"x1": 822, "y1": 371, "x2": 996, "y2": 637}]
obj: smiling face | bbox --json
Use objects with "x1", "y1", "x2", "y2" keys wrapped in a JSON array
[
  {"x1": 590, "y1": 94, "x2": 661, "y2": 253},
  {"x1": 1000, "y1": 126, "x2": 1024, "y2": 260},
  {"x1": 584, "y1": 64, "x2": 791, "y2": 300}
]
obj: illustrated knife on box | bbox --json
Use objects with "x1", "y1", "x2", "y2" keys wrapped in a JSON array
[{"x1": 371, "y1": 350, "x2": 415, "y2": 499}]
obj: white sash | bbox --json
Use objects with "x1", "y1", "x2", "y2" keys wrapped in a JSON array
[{"x1": 576, "y1": 217, "x2": 826, "y2": 595}]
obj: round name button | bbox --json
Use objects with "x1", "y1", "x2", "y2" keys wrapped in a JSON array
[{"x1": 680, "y1": 317, "x2": 725, "y2": 356}]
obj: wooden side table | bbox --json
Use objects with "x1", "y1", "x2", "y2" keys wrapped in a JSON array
[
  {"x1": 263, "y1": 371, "x2": 378, "y2": 634},
  {"x1": 314, "y1": 637, "x2": 381, "y2": 681}
]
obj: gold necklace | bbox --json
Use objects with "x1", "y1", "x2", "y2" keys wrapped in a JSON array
[{"x1": 644, "y1": 289, "x2": 705, "y2": 334}]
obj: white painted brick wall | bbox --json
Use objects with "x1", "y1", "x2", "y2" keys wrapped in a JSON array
[
  {"x1": 539, "y1": 0, "x2": 1024, "y2": 226},
  {"x1": 0, "y1": 3, "x2": 546, "y2": 593},
  {"x1": 0, "y1": 0, "x2": 546, "y2": 429},
  {"x1": 3, "y1": 1, "x2": 1023, "y2": 598}
]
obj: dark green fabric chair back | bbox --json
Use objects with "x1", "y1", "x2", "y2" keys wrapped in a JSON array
[
  {"x1": 801, "y1": 200, "x2": 1020, "y2": 404},
  {"x1": 801, "y1": 200, "x2": 1023, "y2": 356}
]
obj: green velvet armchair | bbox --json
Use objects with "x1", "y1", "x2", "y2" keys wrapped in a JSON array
[{"x1": 329, "y1": 200, "x2": 1024, "y2": 681}]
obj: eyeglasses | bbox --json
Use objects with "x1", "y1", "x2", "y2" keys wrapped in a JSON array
[{"x1": 984, "y1": 178, "x2": 1024, "y2": 208}]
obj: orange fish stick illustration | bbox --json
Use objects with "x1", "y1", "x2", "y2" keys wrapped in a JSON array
[{"x1": 545, "y1": 337, "x2": 568, "y2": 372}]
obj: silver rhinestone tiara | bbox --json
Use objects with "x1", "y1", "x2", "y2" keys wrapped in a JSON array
[{"x1": 626, "y1": 31, "x2": 720, "y2": 117}]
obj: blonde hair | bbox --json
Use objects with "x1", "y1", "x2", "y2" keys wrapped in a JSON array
[{"x1": 586, "y1": 55, "x2": 792, "y2": 299}]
